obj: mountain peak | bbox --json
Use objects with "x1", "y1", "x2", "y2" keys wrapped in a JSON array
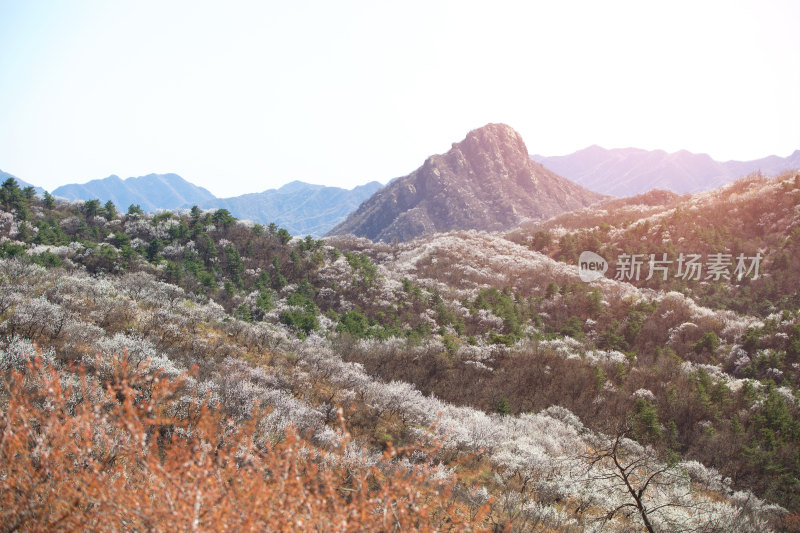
[
  {"x1": 327, "y1": 125, "x2": 604, "y2": 242},
  {"x1": 580, "y1": 144, "x2": 608, "y2": 154},
  {"x1": 460, "y1": 123, "x2": 529, "y2": 160},
  {"x1": 278, "y1": 180, "x2": 325, "y2": 194}
]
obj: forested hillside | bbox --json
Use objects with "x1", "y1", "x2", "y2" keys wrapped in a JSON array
[
  {"x1": 510, "y1": 171, "x2": 800, "y2": 316},
  {"x1": 0, "y1": 176, "x2": 797, "y2": 531}
]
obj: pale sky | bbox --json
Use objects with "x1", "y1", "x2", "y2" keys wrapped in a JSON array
[{"x1": 1, "y1": 0, "x2": 798, "y2": 197}]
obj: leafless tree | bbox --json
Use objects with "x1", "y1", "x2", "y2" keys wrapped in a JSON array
[{"x1": 581, "y1": 424, "x2": 695, "y2": 533}]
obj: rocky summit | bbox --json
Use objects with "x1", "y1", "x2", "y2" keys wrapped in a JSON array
[{"x1": 326, "y1": 123, "x2": 605, "y2": 242}]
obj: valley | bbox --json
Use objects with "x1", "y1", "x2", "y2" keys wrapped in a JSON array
[{"x1": 1, "y1": 151, "x2": 799, "y2": 530}]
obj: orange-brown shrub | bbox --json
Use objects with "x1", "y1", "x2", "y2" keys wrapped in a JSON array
[{"x1": 0, "y1": 362, "x2": 492, "y2": 532}]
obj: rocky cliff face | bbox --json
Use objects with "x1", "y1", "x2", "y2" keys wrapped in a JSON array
[{"x1": 327, "y1": 123, "x2": 604, "y2": 242}]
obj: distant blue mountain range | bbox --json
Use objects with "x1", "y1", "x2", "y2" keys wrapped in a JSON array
[
  {"x1": 17, "y1": 171, "x2": 384, "y2": 237},
  {"x1": 53, "y1": 173, "x2": 217, "y2": 212},
  {"x1": 197, "y1": 180, "x2": 383, "y2": 237}
]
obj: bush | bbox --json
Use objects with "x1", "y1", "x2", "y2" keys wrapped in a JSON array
[
  {"x1": 281, "y1": 292, "x2": 319, "y2": 335},
  {"x1": 0, "y1": 364, "x2": 489, "y2": 532},
  {"x1": 336, "y1": 310, "x2": 369, "y2": 337},
  {"x1": 693, "y1": 331, "x2": 720, "y2": 355}
]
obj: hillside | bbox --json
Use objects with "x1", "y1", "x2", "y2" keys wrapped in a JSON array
[
  {"x1": 327, "y1": 124, "x2": 605, "y2": 242},
  {"x1": 0, "y1": 176, "x2": 798, "y2": 530},
  {"x1": 532, "y1": 146, "x2": 800, "y2": 195},
  {"x1": 510, "y1": 171, "x2": 800, "y2": 317}
]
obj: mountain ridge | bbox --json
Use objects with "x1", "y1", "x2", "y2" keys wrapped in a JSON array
[
  {"x1": 53, "y1": 173, "x2": 217, "y2": 212},
  {"x1": 531, "y1": 146, "x2": 800, "y2": 195},
  {"x1": 193, "y1": 180, "x2": 382, "y2": 236},
  {"x1": 327, "y1": 123, "x2": 605, "y2": 242},
  {"x1": 47, "y1": 172, "x2": 381, "y2": 236}
]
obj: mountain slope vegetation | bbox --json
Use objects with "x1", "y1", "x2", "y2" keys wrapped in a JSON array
[
  {"x1": 0, "y1": 176, "x2": 797, "y2": 531},
  {"x1": 510, "y1": 171, "x2": 800, "y2": 317}
]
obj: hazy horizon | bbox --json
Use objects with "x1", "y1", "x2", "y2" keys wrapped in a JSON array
[{"x1": 4, "y1": 138, "x2": 800, "y2": 198}]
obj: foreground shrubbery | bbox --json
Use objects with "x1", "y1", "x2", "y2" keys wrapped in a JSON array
[{"x1": 0, "y1": 361, "x2": 488, "y2": 532}]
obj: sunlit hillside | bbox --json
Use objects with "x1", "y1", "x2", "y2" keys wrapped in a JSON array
[
  {"x1": 510, "y1": 171, "x2": 800, "y2": 316},
  {"x1": 1, "y1": 176, "x2": 799, "y2": 531}
]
